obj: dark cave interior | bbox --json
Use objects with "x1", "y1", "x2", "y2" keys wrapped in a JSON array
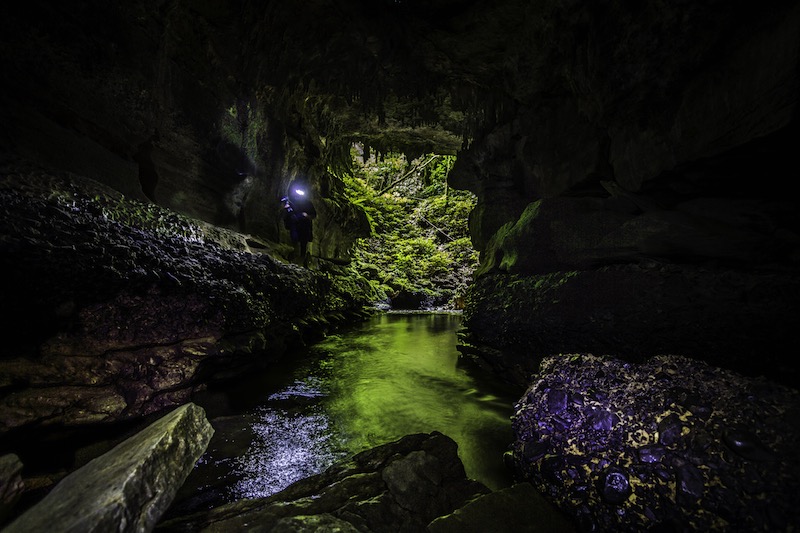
[{"x1": 1, "y1": 0, "x2": 800, "y2": 531}]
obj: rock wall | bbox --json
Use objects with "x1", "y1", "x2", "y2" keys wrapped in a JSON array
[
  {"x1": 0, "y1": 167, "x2": 375, "y2": 436},
  {"x1": 0, "y1": 1, "x2": 368, "y2": 261},
  {"x1": 450, "y1": 1, "x2": 800, "y2": 388}
]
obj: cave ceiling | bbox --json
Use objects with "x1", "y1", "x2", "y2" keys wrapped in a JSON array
[
  {"x1": 226, "y1": 0, "x2": 796, "y2": 159},
  {"x1": 0, "y1": 0, "x2": 527, "y2": 167},
  {"x1": 233, "y1": 0, "x2": 519, "y2": 158},
  {"x1": 2, "y1": 0, "x2": 798, "y2": 229}
]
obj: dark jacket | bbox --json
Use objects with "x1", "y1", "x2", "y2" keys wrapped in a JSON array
[{"x1": 283, "y1": 194, "x2": 316, "y2": 243}]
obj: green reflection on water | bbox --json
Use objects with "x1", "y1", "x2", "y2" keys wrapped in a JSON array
[
  {"x1": 313, "y1": 312, "x2": 515, "y2": 490},
  {"x1": 173, "y1": 312, "x2": 516, "y2": 514}
]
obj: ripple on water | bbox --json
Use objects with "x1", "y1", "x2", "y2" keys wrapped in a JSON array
[
  {"x1": 267, "y1": 376, "x2": 327, "y2": 402},
  {"x1": 230, "y1": 406, "x2": 348, "y2": 500}
]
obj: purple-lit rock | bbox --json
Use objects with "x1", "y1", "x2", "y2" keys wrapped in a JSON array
[
  {"x1": 599, "y1": 467, "x2": 630, "y2": 505},
  {"x1": 509, "y1": 353, "x2": 800, "y2": 531},
  {"x1": 637, "y1": 444, "x2": 665, "y2": 464},
  {"x1": 722, "y1": 429, "x2": 777, "y2": 462}
]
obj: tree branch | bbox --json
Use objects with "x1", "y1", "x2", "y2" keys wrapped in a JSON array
[{"x1": 377, "y1": 155, "x2": 439, "y2": 196}]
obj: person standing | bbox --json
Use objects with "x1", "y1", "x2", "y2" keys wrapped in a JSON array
[{"x1": 281, "y1": 180, "x2": 317, "y2": 267}]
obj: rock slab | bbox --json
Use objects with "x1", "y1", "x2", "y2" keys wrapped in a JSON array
[{"x1": 4, "y1": 402, "x2": 213, "y2": 533}]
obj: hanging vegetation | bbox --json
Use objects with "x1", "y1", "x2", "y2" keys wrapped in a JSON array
[{"x1": 342, "y1": 145, "x2": 479, "y2": 310}]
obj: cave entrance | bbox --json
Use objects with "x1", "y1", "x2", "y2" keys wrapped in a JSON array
[{"x1": 343, "y1": 144, "x2": 477, "y2": 311}]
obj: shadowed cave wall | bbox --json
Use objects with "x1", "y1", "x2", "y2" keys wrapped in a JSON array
[
  {"x1": 2, "y1": 1, "x2": 800, "y2": 530},
  {"x1": 1, "y1": 0, "x2": 799, "y2": 432}
]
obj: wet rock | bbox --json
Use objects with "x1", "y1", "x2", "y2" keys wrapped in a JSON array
[
  {"x1": 0, "y1": 170, "x2": 374, "y2": 433},
  {"x1": 598, "y1": 467, "x2": 631, "y2": 505},
  {"x1": 0, "y1": 454, "x2": 23, "y2": 525},
  {"x1": 509, "y1": 354, "x2": 800, "y2": 531},
  {"x1": 637, "y1": 445, "x2": 665, "y2": 464},
  {"x1": 674, "y1": 461, "x2": 704, "y2": 506},
  {"x1": 657, "y1": 413, "x2": 683, "y2": 446},
  {"x1": 722, "y1": 429, "x2": 777, "y2": 462},
  {"x1": 546, "y1": 388, "x2": 568, "y2": 413},
  {"x1": 428, "y1": 482, "x2": 576, "y2": 533},
  {"x1": 587, "y1": 407, "x2": 619, "y2": 431},
  {"x1": 4, "y1": 403, "x2": 213, "y2": 533},
  {"x1": 521, "y1": 441, "x2": 549, "y2": 462},
  {"x1": 156, "y1": 432, "x2": 491, "y2": 532}
]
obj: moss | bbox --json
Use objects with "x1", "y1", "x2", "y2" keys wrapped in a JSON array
[{"x1": 341, "y1": 150, "x2": 478, "y2": 309}]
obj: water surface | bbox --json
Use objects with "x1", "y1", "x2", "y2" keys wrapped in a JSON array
[{"x1": 168, "y1": 312, "x2": 516, "y2": 515}]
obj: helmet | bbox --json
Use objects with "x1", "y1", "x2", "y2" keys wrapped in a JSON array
[{"x1": 288, "y1": 182, "x2": 309, "y2": 203}]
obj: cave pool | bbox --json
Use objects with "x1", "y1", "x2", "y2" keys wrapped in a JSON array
[{"x1": 167, "y1": 311, "x2": 517, "y2": 516}]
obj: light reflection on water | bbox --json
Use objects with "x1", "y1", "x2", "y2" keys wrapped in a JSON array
[
  {"x1": 231, "y1": 407, "x2": 347, "y2": 499},
  {"x1": 168, "y1": 312, "x2": 516, "y2": 516}
]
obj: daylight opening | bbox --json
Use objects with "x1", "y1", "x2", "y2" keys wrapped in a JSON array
[{"x1": 343, "y1": 143, "x2": 478, "y2": 311}]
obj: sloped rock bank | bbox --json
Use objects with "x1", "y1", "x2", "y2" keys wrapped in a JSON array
[
  {"x1": 460, "y1": 263, "x2": 800, "y2": 391},
  {"x1": 4, "y1": 402, "x2": 213, "y2": 532},
  {"x1": 0, "y1": 163, "x2": 374, "y2": 435},
  {"x1": 508, "y1": 354, "x2": 800, "y2": 531},
  {"x1": 453, "y1": 0, "x2": 800, "y2": 394}
]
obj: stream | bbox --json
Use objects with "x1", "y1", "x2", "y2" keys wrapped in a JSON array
[{"x1": 165, "y1": 311, "x2": 518, "y2": 517}]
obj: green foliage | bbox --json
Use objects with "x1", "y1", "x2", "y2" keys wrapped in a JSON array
[{"x1": 342, "y1": 145, "x2": 479, "y2": 309}]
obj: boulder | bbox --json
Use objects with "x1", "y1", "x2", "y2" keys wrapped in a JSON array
[
  {"x1": 0, "y1": 169, "x2": 372, "y2": 433},
  {"x1": 3, "y1": 402, "x2": 213, "y2": 533},
  {"x1": 508, "y1": 354, "x2": 800, "y2": 531}
]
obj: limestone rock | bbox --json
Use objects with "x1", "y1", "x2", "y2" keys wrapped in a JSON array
[
  {"x1": 4, "y1": 402, "x2": 214, "y2": 533},
  {"x1": 156, "y1": 432, "x2": 491, "y2": 532},
  {"x1": 0, "y1": 454, "x2": 23, "y2": 525},
  {"x1": 428, "y1": 482, "x2": 576, "y2": 533},
  {"x1": 508, "y1": 354, "x2": 800, "y2": 531},
  {"x1": 461, "y1": 266, "x2": 800, "y2": 389},
  {"x1": 0, "y1": 170, "x2": 373, "y2": 433}
]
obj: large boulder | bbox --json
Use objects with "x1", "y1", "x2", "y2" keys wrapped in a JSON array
[
  {"x1": 508, "y1": 354, "x2": 800, "y2": 531},
  {"x1": 3, "y1": 402, "x2": 213, "y2": 532},
  {"x1": 0, "y1": 167, "x2": 372, "y2": 434}
]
